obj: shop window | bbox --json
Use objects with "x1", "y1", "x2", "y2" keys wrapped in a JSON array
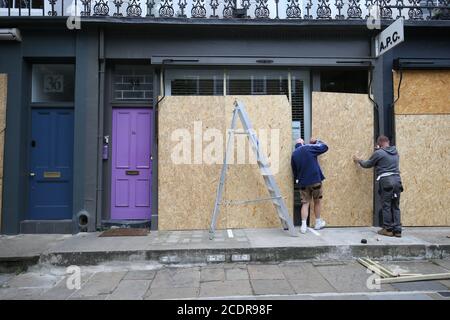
[
  {"x1": 113, "y1": 65, "x2": 153, "y2": 102},
  {"x1": 165, "y1": 68, "x2": 310, "y2": 227},
  {"x1": 320, "y1": 69, "x2": 368, "y2": 94},
  {"x1": 165, "y1": 70, "x2": 223, "y2": 96},
  {"x1": 32, "y1": 64, "x2": 75, "y2": 103},
  {"x1": 165, "y1": 69, "x2": 308, "y2": 141}
]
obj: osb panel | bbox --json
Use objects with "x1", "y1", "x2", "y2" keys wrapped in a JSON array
[
  {"x1": 396, "y1": 114, "x2": 450, "y2": 226},
  {"x1": 158, "y1": 96, "x2": 225, "y2": 230},
  {"x1": 312, "y1": 92, "x2": 373, "y2": 227},
  {"x1": 158, "y1": 95, "x2": 293, "y2": 230},
  {"x1": 393, "y1": 70, "x2": 450, "y2": 115},
  {"x1": 224, "y1": 96, "x2": 293, "y2": 229},
  {"x1": 0, "y1": 74, "x2": 6, "y2": 229}
]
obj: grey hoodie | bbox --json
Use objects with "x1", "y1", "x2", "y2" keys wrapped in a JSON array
[{"x1": 359, "y1": 146, "x2": 400, "y2": 178}]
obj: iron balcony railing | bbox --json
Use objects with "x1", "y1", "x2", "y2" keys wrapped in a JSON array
[{"x1": 0, "y1": 0, "x2": 449, "y2": 20}]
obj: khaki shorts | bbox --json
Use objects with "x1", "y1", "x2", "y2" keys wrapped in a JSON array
[{"x1": 299, "y1": 183, "x2": 323, "y2": 203}]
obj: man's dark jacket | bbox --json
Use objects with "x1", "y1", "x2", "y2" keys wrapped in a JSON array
[{"x1": 291, "y1": 140, "x2": 328, "y2": 188}]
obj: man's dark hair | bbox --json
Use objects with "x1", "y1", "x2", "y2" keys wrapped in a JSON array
[{"x1": 377, "y1": 135, "x2": 390, "y2": 145}]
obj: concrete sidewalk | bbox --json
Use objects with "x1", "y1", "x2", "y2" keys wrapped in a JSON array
[
  {"x1": 1, "y1": 227, "x2": 450, "y2": 268},
  {"x1": 1, "y1": 258, "x2": 450, "y2": 300}
]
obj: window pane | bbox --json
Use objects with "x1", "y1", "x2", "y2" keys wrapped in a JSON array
[
  {"x1": 226, "y1": 70, "x2": 288, "y2": 96},
  {"x1": 113, "y1": 65, "x2": 153, "y2": 102},
  {"x1": 32, "y1": 64, "x2": 75, "y2": 103},
  {"x1": 320, "y1": 69, "x2": 368, "y2": 94},
  {"x1": 166, "y1": 70, "x2": 223, "y2": 96}
]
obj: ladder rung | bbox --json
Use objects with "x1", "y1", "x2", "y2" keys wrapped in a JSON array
[{"x1": 231, "y1": 129, "x2": 248, "y2": 134}]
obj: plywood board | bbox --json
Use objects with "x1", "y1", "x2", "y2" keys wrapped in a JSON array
[
  {"x1": 312, "y1": 92, "x2": 374, "y2": 226},
  {"x1": 395, "y1": 114, "x2": 450, "y2": 226},
  {"x1": 0, "y1": 74, "x2": 6, "y2": 231},
  {"x1": 393, "y1": 70, "x2": 450, "y2": 115},
  {"x1": 224, "y1": 96, "x2": 293, "y2": 229},
  {"x1": 158, "y1": 95, "x2": 293, "y2": 230},
  {"x1": 158, "y1": 96, "x2": 226, "y2": 230}
]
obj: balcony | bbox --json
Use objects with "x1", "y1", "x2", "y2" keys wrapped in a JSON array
[{"x1": 0, "y1": 0, "x2": 449, "y2": 21}]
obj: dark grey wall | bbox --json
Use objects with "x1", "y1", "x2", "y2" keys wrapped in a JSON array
[
  {"x1": 73, "y1": 28, "x2": 99, "y2": 232},
  {"x1": 0, "y1": 42, "x2": 26, "y2": 234},
  {"x1": 104, "y1": 27, "x2": 372, "y2": 59}
]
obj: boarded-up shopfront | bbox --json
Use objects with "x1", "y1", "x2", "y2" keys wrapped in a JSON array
[
  {"x1": 158, "y1": 95, "x2": 294, "y2": 230},
  {"x1": 394, "y1": 70, "x2": 450, "y2": 226}
]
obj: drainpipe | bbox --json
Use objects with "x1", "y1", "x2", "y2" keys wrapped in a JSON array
[{"x1": 96, "y1": 28, "x2": 105, "y2": 230}]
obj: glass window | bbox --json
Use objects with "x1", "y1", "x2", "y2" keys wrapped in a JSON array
[
  {"x1": 226, "y1": 70, "x2": 306, "y2": 143},
  {"x1": 32, "y1": 64, "x2": 75, "y2": 103},
  {"x1": 165, "y1": 69, "x2": 223, "y2": 96},
  {"x1": 113, "y1": 65, "x2": 153, "y2": 102},
  {"x1": 320, "y1": 69, "x2": 368, "y2": 94},
  {"x1": 227, "y1": 70, "x2": 288, "y2": 96}
]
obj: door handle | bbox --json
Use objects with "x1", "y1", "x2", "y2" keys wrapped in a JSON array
[{"x1": 29, "y1": 172, "x2": 36, "y2": 177}]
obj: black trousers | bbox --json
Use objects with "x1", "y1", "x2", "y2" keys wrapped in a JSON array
[{"x1": 379, "y1": 175, "x2": 403, "y2": 233}]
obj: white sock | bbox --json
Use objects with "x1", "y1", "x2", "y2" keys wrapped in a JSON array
[
  {"x1": 301, "y1": 220, "x2": 307, "y2": 227},
  {"x1": 316, "y1": 218, "x2": 321, "y2": 224}
]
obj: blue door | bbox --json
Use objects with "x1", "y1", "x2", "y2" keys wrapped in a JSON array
[{"x1": 29, "y1": 109, "x2": 74, "y2": 220}]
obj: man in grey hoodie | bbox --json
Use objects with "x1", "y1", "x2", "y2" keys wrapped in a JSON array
[{"x1": 353, "y1": 135, "x2": 403, "y2": 237}]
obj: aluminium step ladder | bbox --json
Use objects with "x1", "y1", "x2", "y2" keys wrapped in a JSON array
[{"x1": 209, "y1": 100, "x2": 297, "y2": 240}]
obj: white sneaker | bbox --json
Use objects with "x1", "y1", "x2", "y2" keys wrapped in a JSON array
[
  {"x1": 314, "y1": 219, "x2": 326, "y2": 230},
  {"x1": 300, "y1": 224, "x2": 307, "y2": 234}
]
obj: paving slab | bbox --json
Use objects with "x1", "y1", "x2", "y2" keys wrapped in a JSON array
[
  {"x1": 315, "y1": 261, "x2": 395, "y2": 293},
  {"x1": 225, "y1": 267, "x2": 249, "y2": 280},
  {"x1": 391, "y1": 281, "x2": 449, "y2": 292},
  {"x1": 123, "y1": 270, "x2": 156, "y2": 280},
  {"x1": 383, "y1": 260, "x2": 450, "y2": 275},
  {"x1": 145, "y1": 287, "x2": 199, "y2": 300},
  {"x1": 200, "y1": 267, "x2": 225, "y2": 282},
  {"x1": 40, "y1": 283, "x2": 74, "y2": 300},
  {"x1": 281, "y1": 263, "x2": 336, "y2": 294},
  {"x1": 0, "y1": 274, "x2": 14, "y2": 287},
  {"x1": 247, "y1": 264, "x2": 285, "y2": 280},
  {"x1": 199, "y1": 280, "x2": 252, "y2": 298},
  {"x1": 33, "y1": 269, "x2": 95, "y2": 300},
  {"x1": 431, "y1": 259, "x2": 450, "y2": 271},
  {"x1": 70, "y1": 271, "x2": 126, "y2": 298},
  {"x1": 5, "y1": 272, "x2": 62, "y2": 289},
  {"x1": 250, "y1": 279, "x2": 294, "y2": 295},
  {"x1": 107, "y1": 280, "x2": 151, "y2": 300},
  {"x1": 438, "y1": 280, "x2": 450, "y2": 289},
  {"x1": 151, "y1": 268, "x2": 200, "y2": 289},
  {"x1": 0, "y1": 288, "x2": 45, "y2": 300}
]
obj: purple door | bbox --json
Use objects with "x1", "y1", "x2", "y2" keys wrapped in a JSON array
[{"x1": 111, "y1": 108, "x2": 152, "y2": 220}]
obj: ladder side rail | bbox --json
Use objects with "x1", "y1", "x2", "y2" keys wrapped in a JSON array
[
  {"x1": 235, "y1": 103, "x2": 270, "y2": 168},
  {"x1": 235, "y1": 101, "x2": 297, "y2": 236}
]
